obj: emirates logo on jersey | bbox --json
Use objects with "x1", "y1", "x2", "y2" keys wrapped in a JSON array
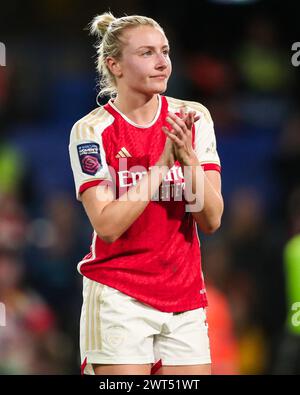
[
  {"x1": 116, "y1": 162, "x2": 186, "y2": 201},
  {"x1": 118, "y1": 164, "x2": 184, "y2": 187},
  {"x1": 97, "y1": 159, "x2": 205, "y2": 211}
]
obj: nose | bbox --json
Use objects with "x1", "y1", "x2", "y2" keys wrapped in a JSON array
[{"x1": 155, "y1": 53, "x2": 168, "y2": 69}]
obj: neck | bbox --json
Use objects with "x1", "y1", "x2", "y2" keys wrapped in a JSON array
[{"x1": 112, "y1": 92, "x2": 160, "y2": 125}]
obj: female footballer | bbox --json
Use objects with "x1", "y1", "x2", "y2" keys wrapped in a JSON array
[{"x1": 69, "y1": 12, "x2": 223, "y2": 375}]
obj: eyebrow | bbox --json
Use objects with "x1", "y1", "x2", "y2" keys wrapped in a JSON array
[{"x1": 136, "y1": 45, "x2": 170, "y2": 50}]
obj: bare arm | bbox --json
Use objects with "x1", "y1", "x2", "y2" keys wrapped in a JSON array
[
  {"x1": 183, "y1": 160, "x2": 224, "y2": 234},
  {"x1": 163, "y1": 110, "x2": 223, "y2": 234}
]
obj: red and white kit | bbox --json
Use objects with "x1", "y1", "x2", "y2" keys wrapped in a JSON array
[{"x1": 69, "y1": 94, "x2": 221, "y2": 313}]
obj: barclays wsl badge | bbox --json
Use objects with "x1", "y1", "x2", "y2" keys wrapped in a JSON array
[{"x1": 77, "y1": 142, "x2": 102, "y2": 175}]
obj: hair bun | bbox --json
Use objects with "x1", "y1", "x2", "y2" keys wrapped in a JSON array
[{"x1": 90, "y1": 12, "x2": 116, "y2": 38}]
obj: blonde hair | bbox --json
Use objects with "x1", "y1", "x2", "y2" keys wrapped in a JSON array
[{"x1": 89, "y1": 12, "x2": 164, "y2": 99}]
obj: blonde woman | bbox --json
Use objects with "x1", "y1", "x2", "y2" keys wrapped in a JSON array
[{"x1": 69, "y1": 12, "x2": 223, "y2": 375}]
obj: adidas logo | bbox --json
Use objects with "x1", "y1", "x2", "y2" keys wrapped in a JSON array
[{"x1": 115, "y1": 147, "x2": 132, "y2": 158}]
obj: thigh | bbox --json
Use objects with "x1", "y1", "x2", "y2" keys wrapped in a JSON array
[
  {"x1": 80, "y1": 278, "x2": 159, "y2": 374},
  {"x1": 93, "y1": 363, "x2": 152, "y2": 375},
  {"x1": 153, "y1": 307, "x2": 211, "y2": 368},
  {"x1": 153, "y1": 363, "x2": 211, "y2": 375}
]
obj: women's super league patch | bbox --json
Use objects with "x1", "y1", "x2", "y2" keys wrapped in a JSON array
[{"x1": 77, "y1": 143, "x2": 102, "y2": 175}]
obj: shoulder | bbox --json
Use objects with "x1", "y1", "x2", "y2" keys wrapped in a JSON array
[
  {"x1": 164, "y1": 95, "x2": 213, "y2": 124},
  {"x1": 69, "y1": 106, "x2": 114, "y2": 143}
]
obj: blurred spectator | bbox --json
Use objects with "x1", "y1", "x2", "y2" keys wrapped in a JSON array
[
  {"x1": 187, "y1": 54, "x2": 235, "y2": 97},
  {"x1": 235, "y1": 16, "x2": 292, "y2": 129},
  {"x1": 185, "y1": 53, "x2": 244, "y2": 137},
  {"x1": 273, "y1": 187, "x2": 300, "y2": 374},
  {"x1": 0, "y1": 142, "x2": 25, "y2": 197},
  {"x1": 0, "y1": 192, "x2": 27, "y2": 251},
  {"x1": 0, "y1": 248, "x2": 71, "y2": 374},
  {"x1": 24, "y1": 193, "x2": 85, "y2": 322},
  {"x1": 276, "y1": 111, "x2": 300, "y2": 205},
  {"x1": 236, "y1": 16, "x2": 291, "y2": 94},
  {"x1": 206, "y1": 285, "x2": 240, "y2": 374},
  {"x1": 0, "y1": 67, "x2": 9, "y2": 118},
  {"x1": 23, "y1": 193, "x2": 89, "y2": 372},
  {"x1": 224, "y1": 187, "x2": 285, "y2": 373},
  {"x1": 203, "y1": 238, "x2": 240, "y2": 374}
]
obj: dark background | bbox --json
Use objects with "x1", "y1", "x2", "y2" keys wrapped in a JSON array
[{"x1": 0, "y1": 0, "x2": 300, "y2": 374}]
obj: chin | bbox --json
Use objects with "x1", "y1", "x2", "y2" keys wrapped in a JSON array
[
  {"x1": 159, "y1": 87, "x2": 167, "y2": 94},
  {"x1": 148, "y1": 84, "x2": 168, "y2": 95}
]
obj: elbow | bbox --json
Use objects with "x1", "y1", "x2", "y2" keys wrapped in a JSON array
[
  {"x1": 201, "y1": 218, "x2": 222, "y2": 235},
  {"x1": 93, "y1": 214, "x2": 124, "y2": 244},
  {"x1": 204, "y1": 203, "x2": 224, "y2": 234},
  {"x1": 197, "y1": 198, "x2": 224, "y2": 235},
  {"x1": 98, "y1": 234, "x2": 118, "y2": 244},
  {"x1": 95, "y1": 226, "x2": 119, "y2": 244}
]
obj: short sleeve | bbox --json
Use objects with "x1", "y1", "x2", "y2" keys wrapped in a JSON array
[
  {"x1": 194, "y1": 109, "x2": 221, "y2": 173},
  {"x1": 68, "y1": 121, "x2": 113, "y2": 201}
]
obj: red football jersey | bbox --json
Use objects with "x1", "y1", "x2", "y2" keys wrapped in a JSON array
[{"x1": 69, "y1": 94, "x2": 221, "y2": 312}]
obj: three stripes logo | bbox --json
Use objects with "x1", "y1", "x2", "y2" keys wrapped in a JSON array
[{"x1": 115, "y1": 147, "x2": 132, "y2": 158}]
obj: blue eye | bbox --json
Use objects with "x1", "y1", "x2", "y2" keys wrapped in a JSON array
[{"x1": 142, "y1": 49, "x2": 170, "y2": 57}]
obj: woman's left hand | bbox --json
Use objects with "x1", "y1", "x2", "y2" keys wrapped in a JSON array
[{"x1": 162, "y1": 108, "x2": 200, "y2": 166}]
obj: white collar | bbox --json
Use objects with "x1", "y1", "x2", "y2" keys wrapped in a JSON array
[{"x1": 109, "y1": 95, "x2": 162, "y2": 129}]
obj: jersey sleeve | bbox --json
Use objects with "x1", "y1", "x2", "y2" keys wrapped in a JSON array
[
  {"x1": 193, "y1": 108, "x2": 221, "y2": 173},
  {"x1": 68, "y1": 121, "x2": 113, "y2": 201}
]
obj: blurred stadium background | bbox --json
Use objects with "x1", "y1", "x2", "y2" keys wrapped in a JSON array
[{"x1": 0, "y1": 0, "x2": 300, "y2": 374}]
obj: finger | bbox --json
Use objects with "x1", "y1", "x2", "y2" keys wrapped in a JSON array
[
  {"x1": 179, "y1": 107, "x2": 188, "y2": 119},
  {"x1": 162, "y1": 127, "x2": 185, "y2": 147},
  {"x1": 180, "y1": 110, "x2": 196, "y2": 130},
  {"x1": 168, "y1": 111, "x2": 187, "y2": 125},
  {"x1": 162, "y1": 125, "x2": 174, "y2": 135},
  {"x1": 162, "y1": 126, "x2": 178, "y2": 139},
  {"x1": 189, "y1": 111, "x2": 196, "y2": 121},
  {"x1": 185, "y1": 112, "x2": 193, "y2": 130},
  {"x1": 190, "y1": 111, "x2": 200, "y2": 123},
  {"x1": 185, "y1": 111, "x2": 196, "y2": 131},
  {"x1": 166, "y1": 117, "x2": 185, "y2": 139},
  {"x1": 189, "y1": 111, "x2": 200, "y2": 126},
  {"x1": 167, "y1": 113, "x2": 188, "y2": 133}
]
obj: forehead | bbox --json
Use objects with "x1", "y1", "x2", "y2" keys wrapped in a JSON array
[{"x1": 122, "y1": 25, "x2": 168, "y2": 49}]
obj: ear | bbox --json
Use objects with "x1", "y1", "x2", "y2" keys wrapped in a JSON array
[{"x1": 106, "y1": 57, "x2": 123, "y2": 78}]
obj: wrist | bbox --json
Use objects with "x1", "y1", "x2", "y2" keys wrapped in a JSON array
[
  {"x1": 157, "y1": 155, "x2": 175, "y2": 168},
  {"x1": 179, "y1": 151, "x2": 199, "y2": 167}
]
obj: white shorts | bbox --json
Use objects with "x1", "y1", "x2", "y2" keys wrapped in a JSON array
[{"x1": 80, "y1": 276, "x2": 211, "y2": 375}]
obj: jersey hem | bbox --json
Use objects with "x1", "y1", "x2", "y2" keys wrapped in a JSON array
[{"x1": 80, "y1": 273, "x2": 207, "y2": 313}]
